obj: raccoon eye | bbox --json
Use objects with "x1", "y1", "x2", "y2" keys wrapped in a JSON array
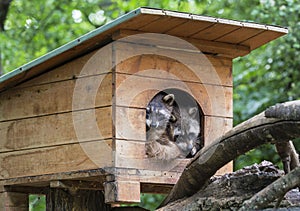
[{"x1": 170, "y1": 114, "x2": 177, "y2": 122}]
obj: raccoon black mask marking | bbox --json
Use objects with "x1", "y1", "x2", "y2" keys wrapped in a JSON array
[{"x1": 174, "y1": 107, "x2": 201, "y2": 157}]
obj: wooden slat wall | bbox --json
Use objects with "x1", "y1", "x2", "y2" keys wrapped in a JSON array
[
  {"x1": 0, "y1": 47, "x2": 114, "y2": 180},
  {"x1": 113, "y1": 40, "x2": 233, "y2": 172},
  {"x1": 0, "y1": 140, "x2": 113, "y2": 180}
]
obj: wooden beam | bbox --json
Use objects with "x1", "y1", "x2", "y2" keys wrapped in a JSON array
[
  {"x1": 112, "y1": 29, "x2": 250, "y2": 58},
  {"x1": 0, "y1": 140, "x2": 113, "y2": 180},
  {"x1": 104, "y1": 180, "x2": 141, "y2": 204},
  {"x1": 0, "y1": 107, "x2": 113, "y2": 153},
  {"x1": 0, "y1": 169, "x2": 107, "y2": 187},
  {"x1": 50, "y1": 180, "x2": 103, "y2": 191}
]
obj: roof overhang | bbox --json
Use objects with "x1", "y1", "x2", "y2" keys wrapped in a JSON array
[{"x1": 0, "y1": 7, "x2": 288, "y2": 92}]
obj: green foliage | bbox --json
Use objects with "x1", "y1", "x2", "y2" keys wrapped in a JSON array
[
  {"x1": 29, "y1": 195, "x2": 46, "y2": 211},
  {"x1": 140, "y1": 194, "x2": 166, "y2": 211}
]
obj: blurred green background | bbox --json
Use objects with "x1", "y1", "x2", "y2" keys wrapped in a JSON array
[{"x1": 1, "y1": 0, "x2": 299, "y2": 210}]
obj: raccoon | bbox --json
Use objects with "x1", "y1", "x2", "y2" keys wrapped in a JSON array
[
  {"x1": 145, "y1": 93, "x2": 184, "y2": 160},
  {"x1": 146, "y1": 93, "x2": 176, "y2": 134},
  {"x1": 173, "y1": 106, "x2": 202, "y2": 157}
]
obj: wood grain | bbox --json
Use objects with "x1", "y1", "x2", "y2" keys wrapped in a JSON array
[
  {"x1": 0, "y1": 107, "x2": 113, "y2": 152},
  {"x1": 115, "y1": 73, "x2": 233, "y2": 117},
  {"x1": 0, "y1": 73, "x2": 112, "y2": 122},
  {"x1": 115, "y1": 51, "x2": 232, "y2": 86},
  {"x1": 0, "y1": 140, "x2": 113, "y2": 180},
  {"x1": 18, "y1": 49, "x2": 112, "y2": 88},
  {"x1": 113, "y1": 29, "x2": 249, "y2": 58},
  {"x1": 104, "y1": 180, "x2": 141, "y2": 203}
]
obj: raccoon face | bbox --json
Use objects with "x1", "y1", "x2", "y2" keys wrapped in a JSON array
[
  {"x1": 174, "y1": 107, "x2": 201, "y2": 156},
  {"x1": 146, "y1": 93, "x2": 176, "y2": 131},
  {"x1": 146, "y1": 93, "x2": 177, "y2": 143}
]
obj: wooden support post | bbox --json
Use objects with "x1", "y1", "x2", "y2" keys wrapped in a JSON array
[
  {"x1": 0, "y1": 186, "x2": 29, "y2": 211},
  {"x1": 104, "y1": 177, "x2": 141, "y2": 204}
]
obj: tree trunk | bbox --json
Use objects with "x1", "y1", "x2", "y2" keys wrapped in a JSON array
[
  {"x1": 46, "y1": 188, "x2": 111, "y2": 211},
  {"x1": 0, "y1": 0, "x2": 13, "y2": 75}
]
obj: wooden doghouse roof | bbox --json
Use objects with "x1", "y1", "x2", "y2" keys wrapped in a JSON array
[{"x1": 0, "y1": 7, "x2": 288, "y2": 92}]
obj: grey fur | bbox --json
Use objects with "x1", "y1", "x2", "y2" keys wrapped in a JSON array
[
  {"x1": 146, "y1": 93, "x2": 183, "y2": 160},
  {"x1": 173, "y1": 106, "x2": 201, "y2": 157},
  {"x1": 145, "y1": 91, "x2": 202, "y2": 160}
]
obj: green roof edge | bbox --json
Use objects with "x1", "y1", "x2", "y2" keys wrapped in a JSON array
[{"x1": 0, "y1": 7, "x2": 142, "y2": 84}]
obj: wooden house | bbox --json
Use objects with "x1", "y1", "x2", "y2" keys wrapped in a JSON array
[{"x1": 0, "y1": 7, "x2": 287, "y2": 209}]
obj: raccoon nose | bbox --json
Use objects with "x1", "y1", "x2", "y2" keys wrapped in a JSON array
[
  {"x1": 187, "y1": 144, "x2": 193, "y2": 150},
  {"x1": 151, "y1": 121, "x2": 159, "y2": 128}
]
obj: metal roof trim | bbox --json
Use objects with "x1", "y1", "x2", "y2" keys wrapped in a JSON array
[{"x1": 0, "y1": 8, "x2": 143, "y2": 85}]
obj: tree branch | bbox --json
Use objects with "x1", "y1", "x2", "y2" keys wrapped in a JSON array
[
  {"x1": 239, "y1": 166, "x2": 300, "y2": 210},
  {"x1": 0, "y1": 0, "x2": 12, "y2": 31},
  {"x1": 160, "y1": 100, "x2": 300, "y2": 207}
]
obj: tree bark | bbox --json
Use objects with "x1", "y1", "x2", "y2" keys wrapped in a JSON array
[
  {"x1": 0, "y1": 0, "x2": 13, "y2": 75},
  {"x1": 157, "y1": 161, "x2": 300, "y2": 210},
  {"x1": 46, "y1": 188, "x2": 112, "y2": 211},
  {"x1": 240, "y1": 166, "x2": 300, "y2": 210},
  {"x1": 0, "y1": 0, "x2": 12, "y2": 31},
  {"x1": 160, "y1": 100, "x2": 300, "y2": 207}
]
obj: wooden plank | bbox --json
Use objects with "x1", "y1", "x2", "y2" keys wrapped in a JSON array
[
  {"x1": 113, "y1": 36, "x2": 233, "y2": 67},
  {"x1": 216, "y1": 161, "x2": 233, "y2": 175},
  {"x1": 0, "y1": 73, "x2": 112, "y2": 122},
  {"x1": 216, "y1": 27, "x2": 264, "y2": 44},
  {"x1": 0, "y1": 107, "x2": 112, "y2": 152},
  {"x1": 191, "y1": 23, "x2": 241, "y2": 41},
  {"x1": 108, "y1": 167, "x2": 186, "y2": 186},
  {"x1": 115, "y1": 51, "x2": 232, "y2": 87},
  {"x1": 104, "y1": 180, "x2": 140, "y2": 203},
  {"x1": 114, "y1": 139, "x2": 191, "y2": 175},
  {"x1": 204, "y1": 116, "x2": 233, "y2": 175},
  {"x1": 138, "y1": 16, "x2": 189, "y2": 33},
  {"x1": 0, "y1": 191, "x2": 28, "y2": 211},
  {"x1": 113, "y1": 29, "x2": 250, "y2": 58},
  {"x1": 166, "y1": 18, "x2": 215, "y2": 37},
  {"x1": 50, "y1": 180, "x2": 103, "y2": 190},
  {"x1": 141, "y1": 183, "x2": 173, "y2": 194},
  {"x1": 0, "y1": 169, "x2": 107, "y2": 187},
  {"x1": 0, "y1": 140, "x2": 113, "y2": 180},
  {"x1": 115, "y1": 106, "x2": 145, "y2": 141},
  {"x1": 115, "y1": 73, "x2": 233, "y2": 117},
  {"x1": 18, "y1": 48, "x2": 113, "y2": 88},
  {"x1": 241, "y1": 30, "x2": 285, "y2": 50},
  {"x1": 120, "y1": 13, "x2": 162, "y2": 30},
  {"x1": 204, "y1": 116, "x2": 233, "y2": 146}
]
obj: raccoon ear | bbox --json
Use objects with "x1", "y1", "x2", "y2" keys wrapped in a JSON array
[
  {"x1": 162, "y1": 94, "x2": 175, "y2": 106},
  {"x1": 170, "y1": 114, "x2": 177, "y2": 122},
  {"x1": 189, "y1": 107, "x2": 198, "y2": 118}
]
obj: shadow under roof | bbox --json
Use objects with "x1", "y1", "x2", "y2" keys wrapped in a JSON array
[{"x1": 0, "y1": 7, "x2": 288, "y2": 92}]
